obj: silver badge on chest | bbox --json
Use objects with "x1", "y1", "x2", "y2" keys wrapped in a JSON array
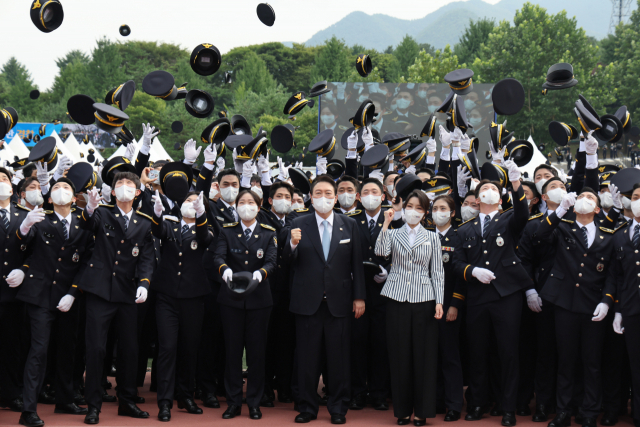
[
  {"x1": 72, "y1": 252, "x2": 80, "y2": 262},
  {"x1": 442, "y1": 253, "x2": 450, "y2": 263},
  {"x1": 257, "y1": 248, "x2": 264, "y2": 259},
  {"x1": 191, "y1": 240, "x2": 198, "y2": 250},
  {"x1": 597, "y1": 263, "x2": 604, "y2": 272},
  {"x1": 132, "y1": 247, "x2": 140, "y2": 257},
  {"x1": 496, "y1": 236, "x2": 504, "y2": 247}
]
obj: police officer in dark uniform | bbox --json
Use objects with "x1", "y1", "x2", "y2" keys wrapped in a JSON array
[
  {"x1": 209, "y1": 169, "x2": 240, "y2": 230},
  {"x1": 214, "y1": 189, "x2": 277, "y2": 420},
  {"x1": 79, "y1": 171, "x2": 156, "y2": 424}
]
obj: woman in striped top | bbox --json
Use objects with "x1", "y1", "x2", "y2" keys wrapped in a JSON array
[{"x1": 375, "y1": 190, "x2": 444, "y2": 426}]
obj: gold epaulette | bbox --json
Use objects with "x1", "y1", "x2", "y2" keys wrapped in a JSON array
[
  {"x1": 502, "y1": 206, "x2": 513, "y2": 213},
  {"x1": 346, "y1": 210, "x2": 362, "y2": 216},
  {"x1": 163, "y1": 216, "x2": 179, "y2": 223},
  {"x1": 529, "y1": 213, "x2": 543, "y2": 221},
  {"x1": 459, "y1": 217, "x2": 477, "y2": 227},
  {"x1": 135, "y1": 211, "x2": 152, "y2": 220},
  {"x1": 99, "y1": 204, "x2": 114, "y2": 208},
  {"x1": 44, "y1": 210, "x2": 54, "y2": 214},
  {"x1": 381, "y1": 204, "x2": 393, "y2": 209},
  {"x1": 71, "y1": 208, "x2": 76, "y2": 212},
  {"x1": 561, "y1": 218, "x2": 575, "y2": 224},
  {"x1": 260, "y1": 206, "x2": 270, "y2": 212},
  {"x1": 294, "y1": 208, "x2": 308, "y2": 213},
  {"x1": 15, "y1": 204, "x2": 31, "y2": 212},
  {"x1": 223, "y1": 222, "x2": 238, "y2": 227},
  {"x1": 599, "y1": 226, "x2": 616, "y2": 234},
  {"x1": 260, "y1": 223, "x2": 276, "y2": 231}
]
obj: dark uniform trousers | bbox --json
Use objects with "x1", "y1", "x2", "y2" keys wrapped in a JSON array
[
  {"x1": 534, "y1": 300, "x2": 557, "y2": 408},
  {"x1": 623, "y1": 314, "x2": 640, "y2": 423},
  {"x1": 0, "y1": 300, "x2": 28, "y2": 401},
  {"x1": 196, "y1": 281, "x2": 225, "y2": 397},
  {"x1": 436, "y1": 314, "x2": 463, "y2": 412}
]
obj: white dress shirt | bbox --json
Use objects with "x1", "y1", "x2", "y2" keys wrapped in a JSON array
[
  {"x1": 118, "y1": 206, "x2": 133, "y2": 223},
  {"x1": 289, "y1": 212, "x2": 334, "y2": 251},
  {"x1": 222, "y1": 199, "x2": 238, "y2": 221},
  {"x1": 437, "y1": 226, "x2": 451, "y2": 239},
  {"x1": 241, "y1": 220, "x2": 257, "y2": 236},
  {"x1": 406, "y1": 224, "x2": 418, "y2": 246},
  {"x1": 181, "y1": 219, "x2": 194, "y2": 230},
  {"x1": 55, "y1": 211, "x2": 72, "y2": 235},
  {"x1": 365, "y1": 210, "x2": 381, "y2": 226},
  {"x1": 575, "y1": 220, "x2": 596, "y2": 248},
  {"x1": 479, "y1": 210, "x2": 499, "y2": 236}
]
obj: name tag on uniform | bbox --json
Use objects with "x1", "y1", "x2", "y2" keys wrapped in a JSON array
[{"x1": 339, "y1": 239, "x2": 350, "y2": 244}]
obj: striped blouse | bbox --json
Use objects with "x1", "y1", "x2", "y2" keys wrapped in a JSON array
[{"x1": 374, "y1": 223, "x2": 445, "y2": 304}]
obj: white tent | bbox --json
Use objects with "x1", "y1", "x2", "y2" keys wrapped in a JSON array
[
  {"x1": 8, "y1": 135, "x2": 30, "y2": 159},
  {"x1": 149, "y1": 137, "x2": 173, "y2": 162},
  {"x1": 63, "y1": 134, "x2": 84, "y2": 163},
  {"x1": 50, "y1": 131, "x2": 80, "y2": 167},
  {"x1": 0, "y1": 144, "x2": 18, "y2": 166},
  {"x1": 519, "y1": 135, "x2": 553, "y2": 180},
  {"x1": 108, "y1": 139, "x2": 138, "y2": 160}
]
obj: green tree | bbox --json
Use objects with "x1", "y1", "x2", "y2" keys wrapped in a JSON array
[
  {"x1": 86, "y1": 38, "x2": 127, "y2": 101},
  {"x1": 402, "y1": 45, "x2": 462, "y2": 83},
  {"x1": 234, "y1": 53, "x2": 277, "y2": 95},
  {"x1": 310, "y1": 36, "x2": 351, "y2": 83},
  {"x1": 55, "y1": 50, "x2": 90, "y2": 71},
  {"x1": 453, "y1": 18, "x2": 496, "y2": 65},
  {"x1": 394, "y1": 35, "x2": 420, "y2": 75},
  {"x1": 125, "y1": 91, "x2": 166, "y2": 142},
  {"x1": 0, "y1": 57, "x2": 39, "y2": 120}
]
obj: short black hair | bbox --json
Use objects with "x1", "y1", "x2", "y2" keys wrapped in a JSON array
[
  {"x1": 23, "y1": 163, "x2": 36, "y2": 178},
  {"x1": 0, "y1": 167, "x2": 13, "y2": 181},
  {"x1": 20, "y1": 176, "x2": 39, "y2": 194},
  {"x1": 293, "y1": 189, "x2": 304, "y2": 199},
  {"x1": 541, "y1": 177, "x2": 564, "y2": 194},
  {"x1": 383, "y1": 170, "x2": 398, "y2": 183},
  {"x1": 474, "y1": 179, "x2": 503, "y2": 199},
  {"x1": 112, "y1": 171, "x2": 140, "y2": 189},
  {"x1": 393, "y1": 174, "x2": 402, "y2": 185},
  {"x1": 416, "y1": 168, "x2": 433, "y2": 178},
  {"x1": 310, "y1": 175, "x2": 337, "y2": 194},
  {"x1": 153, "y1": 160, "x2": 168, "y2": 169},
  {"x1": 250, "y1": 174, "x2": 261, "y2": 185},
  {"x1": 53, "y1": 177, "x2": 77, "y2": 194},
  {"x1": 521, "y1": 181, "x2": 540, "y2": 200},
  {"x1": 360, "y1": 177, "x2": 383, "y2": 193},
  {"x1": 579, "y1": 186, "x2": 601, "y2": 208},
  {"x1": 217, "y1": 168, "x2": 240, "y2": 184},
  {"x1": 403, "y1": 190, "x2": 430, "y2": 214},
  {"x1": 534, "y1": 164, "x2": 558, "y2": 179},
  {"x1": 435, "y1": 171, "x2": 451, "y2": 180},
  {"x1": 433, "y1": 194, "x2": 455, "y2": 211},
  {"x1": 463, "y1": 192, "x2": 476, "y2": 203},
  {"x1": 269, "y1": 181, "x2": 294, "y2": 199},
  {"x1": 337, "y1": 175, "x2": 360, "y2": 193}
]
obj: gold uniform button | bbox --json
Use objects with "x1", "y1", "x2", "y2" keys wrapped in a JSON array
[
  {"x1": 580, "y1": 263, "x2": 584, "y2": 267},
  {"x1": 53, "y1": 281, "x2": 56, "y2": 285},
  {"x1": 115, "y1": 261, "x2": 118, "y2": 265},
  {"x1": 576, "y1": 284, "x2": 579, "y2": 287},
  {"x1": 567, "y1": 247, "x2": 570, "y2": 250},
  {"x1": 578, "y1": 273, "x2": 582, "y2": 277},
  {"x1": 484, "y1": 250, "x2": 487, "y2": 254},
  {"x1": 369, "y1": 246, "x2": 372, "y2": 250},
  {"x1": 4, "y1": 249, "x2": 7, "y2": 252},
  {"x1": 245, "y1": 261, "x2": 248, "y2": 264},
  {"x1": 56, "y1": 270, "x2": 59, "y2": 273},
  {"x1": 179, "y1": 253, "x2": 182, "y2": 256},
  {"x1": 637, "y1": 262, "x2": 640, "y2": 265},
  {"x1": 61, "y1": 247, "x2": 64, "y2": 250},
  {"x1": 113, "y1": 273, "x2": 116, "y2": 276},
  {"x1": 246, "y1": 251, "x2": 249, "y2": 254},
  {"x1": 486, "y1": 261, "x2": 490, "y2": 265},
  {"x1": 58, "y1": 258, "x2": 61, "y2": 262},
  {"x1": 121, "y1": 240, "x2": 124, "y2": 243},
  {"x1": 584, "y1": 254, "x2": 587, "y2": 257},
  {"x1": 3, "y1": 262, "x2": 6, "y2": 266},
  {"x1": 178, "y1": 272, "x2": 181, "y2": 276},
  {"x1": 90, "y1": 264, "x2": 93, "y2": 267},
  {"x1": 482, "y1": 240, "x2": 486, "y2": 243},
  {"x1": 117, "y1": 251, "x2": 121, "y2": 254}
]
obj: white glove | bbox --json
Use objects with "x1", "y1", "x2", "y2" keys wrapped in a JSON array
[
  {"x1": 592, "y1": 302, "x2": 609, "y2": 321},
  {"x1": 426, "y1": 137, "x2": 437, "y2": 153},
  {"x1": 53, "y1": 155, "x2": 73, "y2": 181},
  {"x1": 526, "y1": 291, "x2": 543, "y2": 313},
  {"x1": 35, "y1": 162, "x2": 49, "y2": 187},
  {"x1": 317, "y1": 156, "x2": 328, "y2": 175},
  {"x1": 557, "y1": 167, "x2": 568, "y2": 183},
  {"x1": 222, "y1": 269, "x2": 233, "y2": 283},
  {"x1": 6, "y1": 269, "x2": 25, "y2": 288},
  {"x1": 405, "y1": 165, "x2": 416, "y2": 175},
  {"x1": 194, "y1": 191, "x2": 205, "y2": 217},
  {"x1": 613, "y1": 312, "x2": 624, "y2": 334},
  {"x1": 141, "y1": 123, "x2": 159, "y2": 148},
  {"x1": 14, "y1": 169, "x2": 24, "y2": 181},
  {"x1": 204, "y1": 144, "x2": 217, "y2": 163},
  {"x1": 242, "y1": 160, "x2": 254, "y2": 180},
  {"x1": 233, "y1": 149, "x2": 243, "y2": 173},
  {"x1": 216, "y1": 157, "x2": 226, "y2": 171},
  {"x1": 425, "y1": 191, "x2": 436, "y2": 201},
  {"x1": 257, "y1": 155, "x2": 269, "y2": 173},
  {"x1": 373, "y1": 266, "x2": 388, "y2": 284},
  {"x1": 457, "y1": 165, "x2": 471, "y2": 198},
  {"x1": 362, "y1": 127, "x2": 374, "y2": 151},
  {"x1": 135, "y1": 286, "x2": 148, "y2": 303},
  {"x1": 124, "y1": 143, "x2": 136, "y2": 162},
  {"x1": 472, "y1": 267, "x2": 496, "y2": 284},
  {"x1": 369, "y1": 169, "x2": 384, "y2": 183},
  {"x1": 559, "y1": 192, "x2": 577, "y2": 211},
  {"x1": 585, "y1": 130, "x2": 598, "y2": 155},
  {"x1": 101, "y1": 183, "x2": 111, "y2": 203},
  {"x1": 609, "y1": 183, "x2": 623, "y2": 210},
  {"x1": 439, "y1": 125, "x2": 451, "y2": 148},
  {"x1": 450, "y1": 127, "x2": 463, "y2": 146},
  {"x1": 153, "y1": 190, "x2": 164, "y2": 217},
  {"x1": 57, "y1": 294, "x2": 75, "y2": 312},
  {"x1": 460, "y1": 133, "x2": 471, "y2": 152},
  {"x1": 491, "y1": 146, "x2": 507, "y2": 165},
  {"x1": 20, "y1": 206, "x2": 46, "y2": 234},
  {"x1": 253, "y1": 270, "x2": 263, "y2": 283},
  {"x1": 347, "y1": 130, "x2": 358, "y2": 150},
  {"x1": 86, "y1": 188, "x2": 101, "y2": 213},
  {"x1": 503, "y1": 159, "x2": 521, "y2": 182},
  {"x1": 277, "y1": 156, "x2": 288, "y2": 180},
  {"x1": 184, "y1": 139, "x2": 202, "y2": 165}
]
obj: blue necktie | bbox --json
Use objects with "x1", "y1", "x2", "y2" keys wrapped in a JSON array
[
  {"x1": 482, "y1": 215, "x2": 490, "y2": 237},
  {"x1": 633, "y1": 224, "x2": 640, "y2": 249},
  {"x1": 322, "y1": 220, "x2": 330, "y2": 260}
]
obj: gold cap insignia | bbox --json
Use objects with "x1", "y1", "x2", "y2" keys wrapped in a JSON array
[
  {"x1": 32, "y1": 0, "x2": 41, "y2": 9},
  {"x1": 106, "y1": 114, "x2": 119, "y2": 122},
  {"x1": 202, "y1": 43, "x2": 213, "y2": 48},
  {"x1": 357, "y1": 57, "x2": 363, "y2": 63},
  {"x1": 427, "y1": 180, "x2": 437, "y2": 187},
  {"x1": 599, "y1": 166, "x2": 605, "y2": 172},
  {"x1": 294, "y1": 93, "x2": 302, "y2": 100}
]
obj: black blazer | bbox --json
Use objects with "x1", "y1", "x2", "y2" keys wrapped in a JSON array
[
  {"x1": 283, "y1": 212, "x2": 366, "y2": 317},
  {"x1": 213, "y1": 222, "x2": 277, "y2": 310},
  {"x1": 610, "y1": 222, "x2": 640, "y2": 316},
  {"x1": 151, "y1": 212, "x2": 214, "y2": 299},
  {"x1": 427, "y1": 225, "x2": 465, "y2": 310},
  {"x1": 0, "y1": 203, "x2": 33, "y2": 303},
  {"x1": 77, "y1": 204, "x2": 155, "y2": 304}
]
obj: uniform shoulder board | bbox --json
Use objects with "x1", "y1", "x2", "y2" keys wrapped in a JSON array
[
  {"x1": 294, "y1": 208, "x2": 308, "y2": 213},
  {"x1": 426, "y1": 226, "x2": 435, "y2": 231},
  {"x1": 15, "y1": 204, "x2": 31, "y2": 212},
  {"x1": 561, "y1": 219, "x2": 575, "y2": 224},
  {"x1": 338, "y1": 125, "x2": 349, "y2": 131},
  {"x1": 223, "y1": 222, "x2": 238, "y2": 227},
  {"x1": 163, "y1": 215, "x2": 179, "y2": 222},
  {"x1": 98, "y1": 204, "x2": 114, "y2": 208},
  {"x1": 381, "y1": 204, "x2": 393, "y2": 209},
  {"x1": 135, "y1": 211, "x2": 152, "y2": 220},
  {"x1": 71, "y1": 208, "x2": 76, "y2": 213},
  {"x1": 614, "y1": 223, "x2": 627, "y2": 232},
  {"x1": 501, "y1": 206, "x2": 513, "y2": 213},
  {"x1": 260, "y1": 223, "x2": 276, "y2": 231},
  {"x1": 260, "y1": 206, "x2": 270, "y2": 212},
  {"x1": 529, "y1": 213, "x2": 543, "y2": 221},
  {"x1": 459, "y1": 217, "x2": 477, "y2": 227},
  {"x1": 410, "y1": 112, "x2": 427, "y2": 118},
  {"x1": 44, "y1": 210, "x2": 54, "y2": 215},
  {"x1": 346, "y1": 209, "x2": 361, "y2": 216},
  {"x1": 599, "y1": 226, "x2": 616, "y2": 234}
]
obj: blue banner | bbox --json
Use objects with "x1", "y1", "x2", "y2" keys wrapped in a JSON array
[{"x1": 3, "y1": 123, "x2": 64, "y2": 147}]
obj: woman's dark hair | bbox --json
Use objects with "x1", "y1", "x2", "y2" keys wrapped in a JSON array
[
  {"x1": 310, "y1": 175, "x2": 337, "y2": 194},
  {"x1": 534, "y1": 164, "x2": 558, "y2": 178},
  {"x1": 403, "y1": 190, "x2": 430, "y2": 213},
  {"x1": 433, "y1": 195, "x2": 455, "y2": 212},
  {"x1": 541, "y1": 177, "x2": 564, "y2": 194},
  {"x1": 474, "y1": 179, "x2": 503, "y2": 199},
  {"x1": 235, "y1": 189, "x2": 261, "y2": 206},
  {"x1": 183, "y1": 191, "x2": 198, "y2": 203}
]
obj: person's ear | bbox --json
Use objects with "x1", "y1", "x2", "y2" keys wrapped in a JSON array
[
  {"x1": 112, "y1": 189, "x2": 116, "y2": 198},
  {"x1": 268, "y1": 197, "x2": 273, "y2": 206},
  {"x1": 48, "y1": 197, "x2": 53, "y2": 205},
  {"x1": 135, "y1": 189, "x2": 142, "y2": 197},
  {"x1": 532, "y1": 197, "x2": 539, "y2": 205}
]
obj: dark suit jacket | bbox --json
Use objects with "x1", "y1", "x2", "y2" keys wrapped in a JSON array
[
  {"x1": 427, "y1": 225, "x2": 466, "y2": 310},
  {"x1": 610, "y1": 222, "x2": 640, "y2": 316},
  {"x1": 283, "y1": 212, "x2": 366, "y2": 317},
  {"x1": 0, "y1": 203, "x2": 33, "y2": 303}
]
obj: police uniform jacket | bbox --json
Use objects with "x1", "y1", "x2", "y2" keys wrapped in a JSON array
[
  {"x1": 16, "y1": 210, "x2": 94, "y2": 309},
  {"x1": 538, "y1": 212, "x2": 617, "y2": 314},
  {"x1": 610, "y1": 222, "x2": 640, "y2": 316},
  {"x1": 213, "y1": 221, "x2": 277, "y2": 310},
  {"x1": 78, "y1": 204, "x2": 155, "y2": 304},
  {"x1": 151, "y1": 212, "x2": 213, "y2": 299},
  {"x1": 453, "y1": 185, "x2": 532, "y2": 306},
  {"x1": 257, "y1": 207, "x2": 292, "y2": 297},
  {"x1": 427, "y1": 225, "x2": 465, "y2": 309},
  {"x1": 0, "y1": 202, "x2": 33, "y2": 303}
]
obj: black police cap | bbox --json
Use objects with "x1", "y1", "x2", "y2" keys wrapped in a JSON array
[
  {"x1": 190, "y1": 44, "x2": 221, "y2": 76},
  {"x1": 489, "y1": 122, "x2": 514, "y2": 152},
  {"x1": 361, "y1": 144, "x2": 389, "y2": 171},
  {"x1": 356, "y1": 54, "x2": 372, "y2": 78},
  {"x1": 460, "y1": 148, "x2": 480, "y2": 180},
  {"x1": 0, "y1": 107, "x2": 19, "y2": 140},
  {"x1": 30, "y1": 0, "x2": 64, "y2": 33},
  {"x1": 326, "y1": 159, "x2": 345, "y2": 180},
  {"x1": 395, "y1": 173, "x2": 422, "y2": 201},
  {"x1": 142, "y1": 70, "x2": 178, "y2": 101},
  {"x1": 505, "y1": 139, "x2": 534, "y2": 167},
  {"x1": 309, "y1": 81, "x2": 330, "y2": 97},
  {"x1": 93, "y1": 103, "x2": 129, "y2": 134},
  {"x1": 422, "y1": 177, "x2": 453, "y2": 196},
  {"x1": 67, "y1": 162, "x2": 96, "y2": 193},
  {"x1": 610, "y1": 168, "x2": 640, "y2": 197},
  {"x1": 615, "y1": 106, "x2": 632, "y2": 133},
  {"x1": 340, "y1": 127, "x2": 365, "y2": 153},
  {"x1": 574, "y1": 100, "x2": 602, "y2": 133},
  {"x1": 101, "y1": 156, "x2": 135, "y2": 185},
  {"x1": 548, "y1": 121, "x2": 578, "y2": 146},
  {"x1": 352, "y1": 99, "x2": 377, "y2": 129},
  {"x1": 492, "y1": 78, "x2": 525, "y2": 116},
  {"x1": 596, "y1": 114, "x2": 624, "y2": 143},
  {"x1": 444, "y1": 68, "x2": 474, "y2": 95},
  {"x1": 28, "y1": 137, "x2": 59, "y2": 169},
  {"x1": 449, "y1": 95, "x2": 471, "y2": 133},
  {"x1": 363, "y1": 261, "x2": 382, "y2": 285},
  {"x1": 271, "y1": 124, "x2": 296, "y2": 153},
  {"x1": 382, "y1": 132, "x2": 410, "y2": 154},
  {"x1": 185, "y1": 90, "x2": 214, "y2": 118},
  {"x1": 119, "y1": 24, "x2": 131, "y2": 36},
  {"x1": 541, "y1": 63, "x2": 578, "y2": 94},
  {"x1": 399, "y1": 141, "x2": 427, "y2": 166},
  {"x1": 437, "y1": 91, "x2": 455, "y2": 114},
  {"x1": 257, "y1": 3, "x2": 276, "y2": 26},
  {"x1": 228, "y1": 271, "x2": 261, "y2": 301},
  {"x1": 225, "y1": 134, "x2": 253, "y2": 150},
  {"x1": 67, "y1": 95, "x2": 96, "y2": 125},
  {"x1": 599, "y1": 170, "x2": 617, "y2": 187},
  {"x1": 289, "y1": 167, "x2": 311, "y2": 195},
  {"x1": 159, "y1": 161, "x2": 193, "y2": 203},
  {"x1": 480, "y1": 162, "x2": 507, "y2": 187},
  {"x1": 308, "y1": 129, "x2": 336, "y2": 158},
  {"x1": 172, "y1": 121, "x2": 183, "y2": 133},
  {"x1": 283, "y1": 92, "x2": 314, "y2": 117},
  {"x1": 30, "y1": 90, "x2": 40, "y2": 100},
  {"x1": 118, "y1": 125, "x2": 135, "y2": 146},
  {"x1": 230, "y1": 115, "x2": 252, "y2": 137},
  {"x1": 10, "y1": 158, "x2": 29, "y2": 170},
  {"x1": 236, "y1": 129, "x2": 268, "y2": 161},
  {"x1": 201, "y1": 118, "x2": 231, "y2": 149},
  {"x1": 420, "y1": 114, "x2": 437, "y2": 138},
  {"x1": 105, "y1": 80, "x2": 135, "y2": 111}
]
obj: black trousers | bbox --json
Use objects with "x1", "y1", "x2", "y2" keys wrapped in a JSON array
[
  {"x1": 602, "y1": 310, "x2": 630, "y2": 413},
  {"x1": 437, "y1": 307, "x2": 463, "y2": 412},
  {"x1": 196, "y1": 288, "x2": 225, "y2": 397},
  {"x1": 23, "y1": 303, "x2": 79, "y2": 412},
  {"x1": 517, "y1": 298, "x2": 536, "y2": 408},
  {"x1": 554, "y1": 306, "x2": 605, "y2": 417},
  {"x1": 156, "y1": 294, "x2": 205, "y2": 407},
  {"x1": 136, "y1": 290, "x2": 157, "y2": 387},
  {"x1": 624, "y1": 313, "x2": 640, "y2": 423},
  {"x1": 387, "y1": 299, "x2": 438, "y2": 419},
  {"x1": 466, "y1": 291, "x2": 522, "y2": 412},
  {"x1": 0, "y1": 300, "x2": 28, "y2": 401},
  {"x1": 265, "y1": 296, "x2": 296, "y2": 396},
  {"x1": 534, "y1": 299, "x2": 557, "y2": 407},
  {"x1": 219, "y1": 304, "x2": 271, "y2": 407},
  {"x1": 73, "y1": 294, "x2": 87, "y2": 391},
  {"x1": 295, "y1": 301, "x2": 351, "y2": 416},
  {"x1": 350, "y1": 300, "x2": 389, "y2": 401},
  {"x1": 85, "y1": 293, "x2": 138, "y2": 411}
]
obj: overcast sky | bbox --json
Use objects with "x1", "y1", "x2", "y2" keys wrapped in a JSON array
[{"x1": 3, "y1": 0, "x2": 501, "y2": 90}]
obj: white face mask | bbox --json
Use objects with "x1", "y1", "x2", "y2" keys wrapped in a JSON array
[
  {"x1": 0, "y1": 182, "x2": 11, "y2": 201},
  {"x1": 574, "y1": 197, "x2": 596, "y2": 214},
  {"x1": 272, "y1": 199, "x2": 291, "y2": 214},
  {"x1": 545, "y1": 187, "x2": 567, "y2": 205},
  {"x1": 623, "y1": 196, "x2": 631, "y2": 210},
  {"x1": 312, "y1": 197, "x2": 335, "y2": 214},
  {"x1": 469, "y1": 180, "x2": 478, "y2": 192},
  {"x1": 464, "y1": 99, "x2": 476, "y2": 111},
  {"x1": 427, "y1": 105, "x2": 437, "y2": 113},
  {"x1": 386, "y1": 184, "x2": 395, "y2": 196},
  {"x1": 535, "y1": 178, "x2": 548, "y2": 194},
  {"x1": 396, "y1": 98, "x2": 411, "y2": 110},
  {"x1": 209, "y1": 187, "x2": 219, "y2": 199},
  {"x1": 321, "y1": 114, "x2": 335, "y2": 125},
  {"x1": 51, "y1": 188, "x2": 73, "y2": 206},
  {"x1": 361, "y1": 194, "x2": 382, "y2": 211},
  {"x1": 180, "y1": 201, "x2": 196, "y2": 218},
  {"x1": 417, "y1": 90, "x2": 427, "y2": 99},
  {"x1": 479, "y1": 189, "x2": 500, "y2": 205},
  {"x1": 433, "y1": 211, "x2": 451, "y2": 227},
  {"x1": 25, "y1": 190, "x2": 43, "y2": 206},
  {"x1": 291, "y1": 202, "x2": 304, "y2": 211},
  {"x1": 237, "y1": 204, "x2": 258, "y2": 221},
  {"x1": 221, "y1": 186, "x2": 239, "y2": 203},
  {"x1": 338, "y1": 193, "x2": 356, "y2": 208},
  {"x1": 461, "y1": 206, "x2": 479, "y2": 222},
  {"x1": 600, "y1": 192, "x2": 613, "y2": 209},
  {"x1": 469, "y1": 117, "x2": 482, "y2": 127},
  {"x1": 402, "y1": 208, "x2": 424, "y2": 225},
  {"x1": 115, "y1": 185, "x2": 136, "y2": 202},
  {"x1": 631, "y1": 199, "x2": 640, "y2": 217},
  {"x1": 251, "y1": 186, "x2": 263, "y2": 199}
]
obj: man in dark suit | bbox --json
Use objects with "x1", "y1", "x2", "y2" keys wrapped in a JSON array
[
  {"x1": 208, "y1": 169, "x2": 240, "y2": 232},
  {"x1": 284, "y1": 175, "x2": 366, "y2": 424},
  {"x1": 453, "y1": 160, "x2": 531, "y2": 426},
  {"x1": 78, "y1": 171, "x2": 155, "y2": 424}
]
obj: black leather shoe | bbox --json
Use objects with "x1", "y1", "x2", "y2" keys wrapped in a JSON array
[
  {"x1": 491, "y1": 405, "x2": 504, "y2": 417},
  {"x1": 74, "y1": 389, "x2": 87, "y2": 406},
  {"x1": 533, "y1": 405, "x2": 550, "y2": 422},
  {"x1": 331, "y1": 413, "x2": 346, "y2": 424},
  {"x1": 84, "y1": 407, "x2": 99, "y2": 424},
  {"x1": 203, "y1": 393, "x2": 221, "y2": 408},
  {"x1": 582, "y1": 417, "x2": 597, "y2": 427},
  {"x1": 117, "y1": 402, "x2": 149, "y2": 418},
  {"x1": 445, "y1": 410, "x2": 461, "y2": 421},
  {"x1": 278, "y1": 392, "x2": 294, "y2": 403},
  {"x1": 398, "y1": 418, "x2": 411, "y2": 426},
  {"x1": 600, "y1": 412, "x2": 618, "y2": 426},
  {"x1": 19, "y1": 411, "x2": 44, "y2": 427},
  {"x1": 518, "y1": 406, "x2": 532, "y2": 416},
  {"x1": 158, "y1": 404, "x2": 171, "y2": 422},
  {"x1": 134, "y1": 395, "x2": 145, "y2": 404},
  {"x1": 101, "y1": 392, "x2": 117, "y2": 403},
  {"x1": 295, "y1": 412, "x2": 317, "y2": 423},
  {"x1": 0, "y1": 397, "x2": 24, "y2": 412},
  {"x1": 373, "y1": 400, "x2": 389, "y2": 411},
  {"x1": 249, "y1": 407, "x2": 262, "y2": 420},
  {"x1": 502, "y1": 412, "x2": 517, "y2": 426},
  {"x1": 349, "y1": 396, "x2": 365, "y2": 410},
  {"x1": 414, "y1": 418, "x2": 426, "y2": 426},
  {"x1": 260, "y1": 392, "x2": 275, "y2": 408},
  {"x1": 319, "y1": 394, "x2": 328, "y2": 406},
  {"x1": 55, "y1": 402, "x2": 88, "y2": 414},
  {"x1": 437, "y1": 404, "x2": 448, "y2": 414},
  {"x1": 549, "y1": 412, "x2": 572, "y2": 427},
  {"x1": 575, "y1": 411, "x2": 584, "y2": 424},
  {"x1": 222, "y1": 405, "x2": 241, "y2": 419},
  {"x1": 178, "y1": 398, "x2": 203, "y2": 414},
  {"x1": 466, "y1": 406, "x2": 486, "y2": 421},
  {"x1": 37, "y1": 391, "x2": 56, "y2": 405},
  {"x1": 265, "y1": 388, "x2": 276, "y2": 401}
]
